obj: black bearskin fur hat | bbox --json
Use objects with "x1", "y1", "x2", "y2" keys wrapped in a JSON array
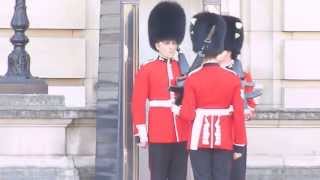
[
  {"x1": 222, "y1": 15, "x2": 244, "y2": 58},
  {"x1": 190, "y1": 12, "x2": 226, "y2": 57},
  {"x1": 148, "y1": 1, "x2": 186, "y2": 51}
]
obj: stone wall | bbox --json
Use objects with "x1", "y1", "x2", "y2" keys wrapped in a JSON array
[
  {"x1": 0, "y1": 95, "x2": 96, "y2": 180},
  {"x1": 96, "y1": 0, "x2": 122, "y2": 180}
]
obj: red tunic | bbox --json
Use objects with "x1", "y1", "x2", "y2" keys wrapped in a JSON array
[
  {"x1": 179, "y1": 63, "x2": 247, "y2": 150},
  {"x1": 131, "y1": 58, "x2": 188, "y2": 143},
  {"x1": 243, "y1": 72, "x2": 256, "y2": 111}
]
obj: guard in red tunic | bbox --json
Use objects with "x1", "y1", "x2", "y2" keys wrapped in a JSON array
[
  {"x1": 178, "y1": 12, "x2": 247, "y2": 180},
  {"x1": 243, "y1": 72, "x2": 257, "y2": 118},
  {"x1": 131, "y1": 2, "x2": 188, "y2": 180},
  {"x1": 220, "y1": 15, "x2": 259, "y2": 180}
]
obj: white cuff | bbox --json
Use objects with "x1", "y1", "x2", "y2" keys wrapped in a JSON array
[{"x1": 136, "y1": 124, "x2": 148, "y2": 143}]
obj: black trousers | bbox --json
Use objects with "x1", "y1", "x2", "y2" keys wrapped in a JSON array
[
  {"x1": 190, "y1": 148, "x2": 233, "y2": 180},
  {"x1": 231, "y1": 145, "x2": 247, "y2": 180},
  {"x1": 148, "y1": 142, "x2": 188, "y2": 180}
]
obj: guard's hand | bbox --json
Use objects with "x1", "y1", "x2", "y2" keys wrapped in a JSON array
[
  {"x1": 136, "y1": 124, "x2": 148, "y2": 148},
  {"x1": 233, "y1": 145, "x2": 245, "y2": 160},
  {"x1": 233, "y1": 152, "x2": 242, "y2": 160},
  {"x1": 171, "y1": 104, "x2": 181, "y2": 116}
]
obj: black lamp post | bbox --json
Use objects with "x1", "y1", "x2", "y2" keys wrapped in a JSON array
[{"x1": 0, "y1": 0, "x2": 48, "y2": 94}]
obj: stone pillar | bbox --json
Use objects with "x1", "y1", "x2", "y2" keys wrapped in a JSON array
[{"x1": 96, "y1": 0, "x2": 122, "y2": 180}]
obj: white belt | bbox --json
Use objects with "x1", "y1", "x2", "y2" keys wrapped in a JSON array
[
  {"x1": 149, "y1": 100, "x2": 172, "y2": 108},
  {"x1": 149, "y1": 99, "x2": 180, "y2": 142},
  {"x1": 195, "y1": 106, "x2": 234, "y2": 116},
  {"x1": 190, "y1": 106, "x2": 233, "y2": 150}
]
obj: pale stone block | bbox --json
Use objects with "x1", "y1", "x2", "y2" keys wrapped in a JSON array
[
  {"x1": 283, "y1": 88, "x2": 320, "y2": 108},
  {"x1": 240, "y1": 32, "x2": 250, "y2": 71},
  {"x1": 24, "y1": 29, "x2": 74, "y2": 38},
  {"x1": 247, "y1": 127, "x2": 320, "y2": 156},
  {"x1": 247, "y1": 155, "x2": 320, "y2": 168},
  {"x1": 204, "y1": 4, "x2": 221, "y2": 14},
  {"x1": 273, "y1": 0, "x2": 283, "y2": 32},
  {"x1": 227, "y1": 0, "x2": 241, "y2": 17},
  {"x1": 0, "y1": 38, "x2": 85, "y2": 78},
  {"x1": 248, "y1": 119, "x2": 320, "y2": 128},
  {"x1": 285, "y1": 156, "x2": 320, "y2": 167},
  {"x1": 249, "y1": 32, "x2": 273, "y2": 79},
  {"x1": 292, "y1": 32, "x2": 320, "y2": 39},
  {"x1": 49, "y1": 86, "x2": 86, "y2": 107},
  {"x1": 246, "y1": 120, "x2": 279, "y2": 128},
  {"x1": 273, "y1": 33, "x2": 292, "y2": 80},
  {"x1": 284, "y1": 40, "x2": 320, "y2": 80},
  {"x1": 278, "y1": 120, "x2": 320, "y2": 127},
  {"x1": 67, "y1": 120, "x2": 96, "y2": 155},
  {"x1": 73, "y1": 29, "x2": 99, "y2": 78},
  {"x1": 250, "y1": 0, "x2": 273, "y2": 31},
  {"x1": 0, "y1": 0, "x2": 85, "y2": 29},
  {"x1": 282, "y1": 80, "x2": 320, "y2": 89},
  {"x1": 86, "y1": 0, "x2": 100, "y2": 29},
  {"x1": 241, "y1": 0, "x2": 251, "y2": 32},
  {"x1": 84, "y1": 78, "x2": 98, "y2": 107},
  {"x1": 221, "y1": 0, "x2": 229, "y2": 14},
  {"x1": 0, "y1": 119, "x2": 71, "y2": 155},
  {"x1": 247, "y1": 155, "x2": 284, "y2": 167},
  {"x1": 284, "y1": 0, "x2": 320, "y2": 31},
  {"x1": 272, "y1": 80, "x2": 282, "y2": 108},
  {"x1": 0, "y1": 156, "x2": 80, "y2": 179},
  {"x1": 84, "y1": 30, "x2": 100, "y2": 79}
]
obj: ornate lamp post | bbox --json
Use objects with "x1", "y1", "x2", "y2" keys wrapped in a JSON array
[{"x1": 0, "y1": 0, "x2": 47, "y2": 94}]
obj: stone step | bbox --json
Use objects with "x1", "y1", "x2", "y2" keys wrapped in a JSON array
[
  {"x1": 247, "y1": 167, "x2": 320, "y2": 180},
  {"x1": 0, "y1": 156, "x2": 87, "y2": 180},
  {"x1": 246, "y1": 155, "x2": 320, "y2": 180}
]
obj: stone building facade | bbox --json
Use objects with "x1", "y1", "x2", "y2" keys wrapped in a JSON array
[{"x1": 1, "y1": 0, "x2": 320, "y2": 179}]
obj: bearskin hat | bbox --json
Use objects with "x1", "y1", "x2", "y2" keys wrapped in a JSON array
[
  {"x1": 222, "y1": 15, "x2": 244, "y2": 57},
  {"x1": 148, "y1": 1, "x2": 186, "y2": 51},
  {"x1": 190, "y1": 12, "x2": 226, "y2": 56}
]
